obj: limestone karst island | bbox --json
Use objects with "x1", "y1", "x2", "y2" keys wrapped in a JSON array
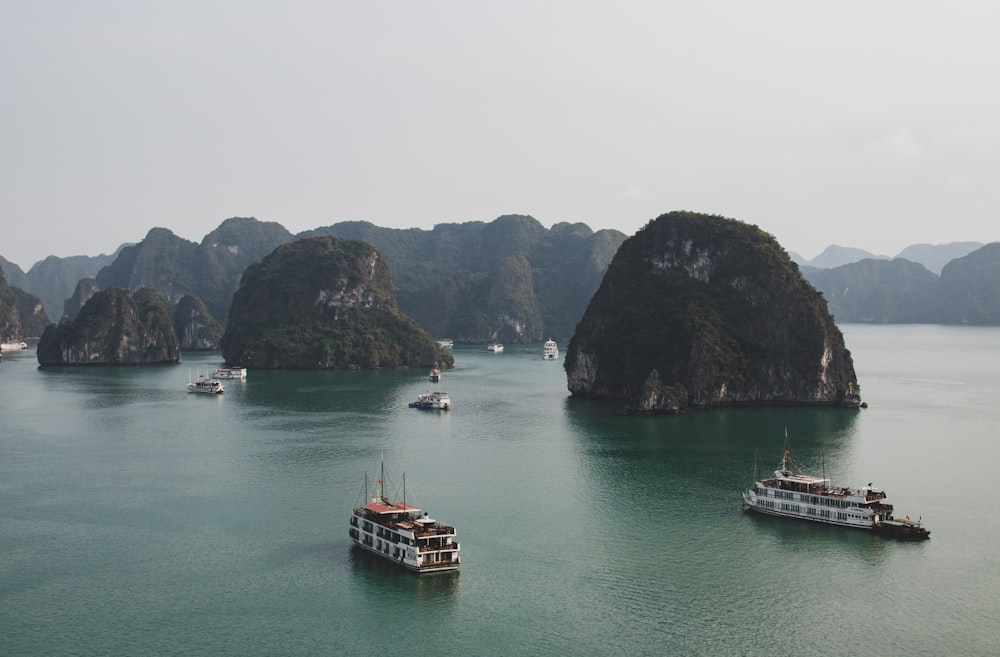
[{"x1": 565, "y1": 211, "x2": 859, "y2": 414}]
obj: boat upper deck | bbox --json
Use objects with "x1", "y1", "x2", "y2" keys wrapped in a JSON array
[
  {"x1": 760, "y1": 470, "x2": 888, "y2": 502},
  {"x1": 362, "y1": 500, "x2": 421, "y2": 516},
  {"x1": 353, "y1": 500, "x2": 456, "y2": 538}
]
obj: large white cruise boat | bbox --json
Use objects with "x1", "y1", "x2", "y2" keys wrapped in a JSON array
[
  {"x1": 349, "y1": 463, "x2": 460, "y2": 573},
  {"x1": 542, "y1": 339, "x2": 558, "y2": 360},
  {"x1": 742, "y1": 444, "x2": 929, "y2": 539}
]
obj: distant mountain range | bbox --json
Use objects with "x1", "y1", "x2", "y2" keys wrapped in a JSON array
[
  {"x1": 802, "y1": 243, "x2": 1000, "y2": 324},
  {"x1": 790, "y1": 241, "x2": 984, "y2": 274},
  {"x1": 1, "y1": 222, "x2": 998, "y2": 336},
  {"x1": 0, "y1": 215, "x2": 626, "y2": 343}
]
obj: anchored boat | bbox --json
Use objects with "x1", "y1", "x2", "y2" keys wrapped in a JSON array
[
  {"x1": 349, "y1": 461, "x2": 461, "y2": 573},
  {"x1": 0, "y1": 340, "x2": 28, "y2": 351},
  {"x1": 211, "y1": 367, "x2": 247, "y2": 380},
  {"x1": 408, "y1": 391, "x2": 450, "y2": 410},
  {"x1": 187, "y1": 375, "x2": 224, "y2": 394},
  {"x1": 742, "y1": 441, "x2": 929, "y2": 540}
]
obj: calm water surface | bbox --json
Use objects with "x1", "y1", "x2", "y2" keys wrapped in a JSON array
[{"x1": 1, "y1": 325, "x2": 998, "y2": 656}]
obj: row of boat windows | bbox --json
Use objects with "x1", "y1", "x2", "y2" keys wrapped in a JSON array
[
  {"x1": 759, "y1": 487, "x2": 859, "y2": 509},
  {"x1": 759, "y1": 500, "x2": 869, "y2": 522}
]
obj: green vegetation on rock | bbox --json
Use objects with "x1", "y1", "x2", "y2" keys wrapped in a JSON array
[
  {"x1": 565, "y1": 211, "x2": 857, "y2": 413},
  {"x1": 221, "y1": 236, "x2": 452, "y2": 370},
  {"x1": 37, "y1": 287, "x2": 180, "y2": 365}
]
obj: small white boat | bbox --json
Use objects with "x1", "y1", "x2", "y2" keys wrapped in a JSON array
[
  {"x1": 212, "y1": 367, "x2": 247, "y2": 380},
  {"x1": 487, "y1": 342, "x2": 504, "y2": 353},
  {"x1": 187, "y1": 375, "x2": 224, "y2": 394},
  {"x1": 349, "y1": 459, "x2": 460, "y2": 573},
  {"x1": 0, "y1": 340, "x2": 28, "y2": 351},
  {"x1": 436, "y1": 339, "x2": 454, "y2": 349},
  {"x1": 542, "y1": 339, "x2": 559, "y2": 360},
  {"x1": 408, "y1": 391, "x2": 450, "y2": 410},
  {"x1": 429, "y1": 362, "x2": 441, "y2": 383}
]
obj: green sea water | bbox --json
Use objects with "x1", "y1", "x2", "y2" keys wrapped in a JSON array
[{"x1": 1, "y1": 324, "x2": 997, "y2": 656}]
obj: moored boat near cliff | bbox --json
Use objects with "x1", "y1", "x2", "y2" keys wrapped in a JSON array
[
  {"x1": 0, "y1": 340, "x2": 28, "y2": 351},
  {"x1": 212, "y1": 367, "x2": 247, "y2": 380}
]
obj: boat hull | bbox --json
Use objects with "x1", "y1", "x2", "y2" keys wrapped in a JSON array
[
  {"x1": 742, "y1": 496, "x2": 876, "y2": 530},
  {"x1": 350, "y1": 539, "x2": 460, "y2": 573}
]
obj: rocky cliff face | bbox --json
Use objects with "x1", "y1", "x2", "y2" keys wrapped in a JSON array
[
  {"x1": 37, "y1": 287, "x2": 180, "y2": 365},
  {"x1": 0, "y1": 269, "x2": 24, "y2": 342},
  {"x1": 95, "y1": 218, "x2": 292, "y2": 324},
  {"x1": 221, "y1": 236, "x2": 452, "y2": 369},
  {"x1": 0, "y1": 269, "x2": 49, "y2": 341},
  {"x1": 299, "y1": 215, "x2": 627, "y2": 343},
  {"x1": 174, "y1": 293, "x2": 223, "y2": 350},
  {"x1": 564, "y1": 211, "x2": 858, "y2": 413},
  {"x1": 63, "y1": 277, "x2": 101, "y2": 321}
]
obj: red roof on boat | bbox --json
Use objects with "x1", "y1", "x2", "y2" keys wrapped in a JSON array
[{"x1": 363, "y1": 501, "x2": 421, "y2": 514}]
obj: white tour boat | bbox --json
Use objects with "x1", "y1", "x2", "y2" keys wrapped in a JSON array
[
  {"x1": 187, "y1": 375, "x2": 224, "y2": 394},
  {"x1": 742, "y1": 442, "x2": 929, "y2": 539},
  {"x1": 542, "y1": 339, "x2": 559, "y2": 360},
  {"x1": 0, "y1": 340, "x2": 28, "y2": 351},
  {"x1": 408, "y1": 391, "x2": 450, "y2": 410},
  {"x1": 349, "y1": 462, "x2": 461, "y2": 573},
  {"x1": 212, "y1": 367, "x2": 247, "y2": 380},
  {"x1": 487, "y1": 342, "x2": 504, "y2": 353},
  {"x1": 436, "y1": 339, "x2": 454, "y2": 349}
]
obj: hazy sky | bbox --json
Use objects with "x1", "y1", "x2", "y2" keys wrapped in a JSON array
[{"x1": 3, "y1": 1, "x2": 998, "y2": 270}]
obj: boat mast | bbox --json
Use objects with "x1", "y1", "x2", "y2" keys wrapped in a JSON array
[
  {"x1": 781, "y1": 429, "x2": 790, "y2": 473},
  {"x1": 379, "y1": 457, "x2": 386, "y2": 504}
]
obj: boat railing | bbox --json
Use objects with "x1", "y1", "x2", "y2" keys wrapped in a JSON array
[{"x1": 419, "y1": 541, "x2": 459, "y2": 552}]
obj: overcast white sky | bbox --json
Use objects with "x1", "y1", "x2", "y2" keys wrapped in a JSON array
[{"x1": 2, "y1": 1, "x2": 998, "y2": 270}]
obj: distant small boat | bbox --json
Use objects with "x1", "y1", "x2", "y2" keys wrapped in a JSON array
[
  {"x1": 487, "y1": 342, "x2": 504, "y2": 353},
  {"x1": 0, "y1": 340, "x2": 28, "y2": 351},
  {"x1": 212, "y1": 367, "x2": 247, "y2": 380},
  {"x1": 436, "y1": 339, "x2": 454, "y2": 349},
  {"x1": 429, "y1": 362, "x2": 441, "y2": 383},
  {"x1": 542, "y1": 339, "x2": 559, "y2": 360},
  {"x1": 409, "y1": 391, "x2": 450, "y2": 410},
  {"x1": 188, "y1": 375, "x2": 224, "y2": 394}
]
